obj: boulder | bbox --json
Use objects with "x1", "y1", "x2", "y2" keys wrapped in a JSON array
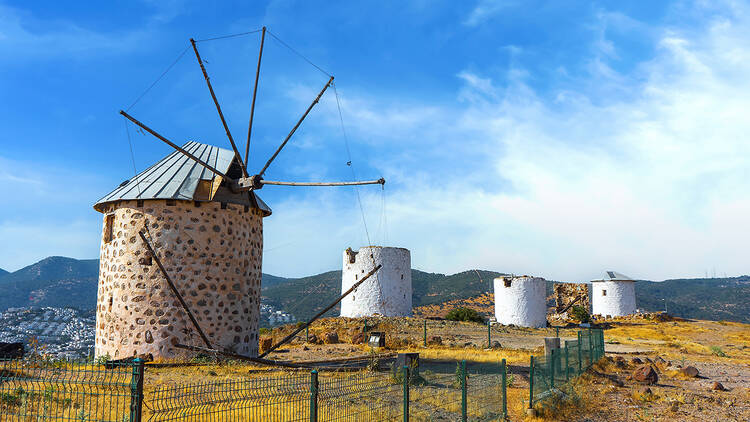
[
  {"x1": 491, "y1": 341, "x2": 502, "y2": 349},
  {"x1": 632, "y1": 364, "x2": 659, "y2": 385},
  {"x1": 680, "y1": 366, "x2": 699, "y2": 378},
  {"x1": 307, "y1": 334, "x2": 321, "y2": 344},
  {"x1": 428, "y1": 336, "x2": 442, "y2": 345},
  {"x1": 710, "y1": 381, "x2": 727, "y2": 391},
  {"x1": 630, "y1": 357, "x2": 643, "y2": 365},
  {"x1": 324, "y1": 332, "x2": 339, "y2": 344},
  {"x1": 259, "y1": 337, "x2": 273, "y2": 352}
]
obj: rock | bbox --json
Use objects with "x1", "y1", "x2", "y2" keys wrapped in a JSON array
[
  {"x1": 307, "y1": 334, "x2": 321, "y2": 344},
  {"x1": 669, "y1": 400, "x2": 679, "y2": 412},
  {"x1": 680, "y1": 366, "x2": 699, "y2": 378},
  {"x1": 259, "y1": 337, "x2": 273, "y2": 352},
  {"x1": 632, "y1": 364, "x2": 659, "y2": 385},
  {"x1": 639, "y1": 386, "x2": 653, "y2": 396},
  {"x1": 615, "y1": 360, "x2": 627, "y2": 369},
  {"x1": 491, "y1": 341, "x2": 502, "y2": 349},
  {"x1": 611, "y1": 378, "x2": 624, "y2": 387},
  {"x1": 302, "y1": 346, "x2": 309, "y2": 351},
  {"x1": 631, "y1": 357, "x2": 643, "y2": 365},
  {"x1": 428, "y1": 336, "x2": 442, "y2": 345},
  {"x1": 351, "y1": 332, "x2": 366, "y2": 344},
  {"x1": 710, "y1": 382, "x2": 727, "y2": 391},
  {"x1": 463, "y1": 342, "x2": 473, "y2": 348},
  {"x1": 324, "y1": 332, "x2": 339, "y2": 344}
]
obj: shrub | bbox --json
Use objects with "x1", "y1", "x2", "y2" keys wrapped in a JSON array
[
  {"x1": 710, "y1": 346, "x2": 727, "y2": 357},
  {"x1": 570, "y1": 306, "x2": 591, "y2": 323},
  {"x1": 445, "y1": 307, "x2": 485, "y2": 323}
]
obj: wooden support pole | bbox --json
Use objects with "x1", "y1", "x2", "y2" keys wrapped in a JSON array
[
  {"x1": 138, "y1": 231, "x2": 213, "y2": 349},
  {"x1": 174, "y1": 343, "x2": 306, "y2": 368},
  {"x1": 245, "y1": 26, "x2": 266, "y2": 167},
  {"x1": 120, "y1": 110, "x2": 233, "y2": 183},
  {"x1": 237, "y1": 177, "x2": 385, "y2": 190},
  {"x1": 258, "y1": 264, "x2": 382, "y2": 358},
  {"x1": 259, "y1": 76, "x2": 334, "y2": 177},
  {"x1": 190, "y1": 38, "x2": 248, "y2": 178}
]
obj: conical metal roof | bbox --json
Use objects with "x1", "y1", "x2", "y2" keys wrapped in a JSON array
[{"x1": 93, "y1": 141, "x2": 271, "y2": 215}]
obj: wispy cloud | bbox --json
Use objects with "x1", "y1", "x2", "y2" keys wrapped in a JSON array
[
  {"x1": 263, "y1": 2, "x2": 750, "y2": 281},
  {"x1": 463, "y1": 0, "x2": 517, "y2": 27}
]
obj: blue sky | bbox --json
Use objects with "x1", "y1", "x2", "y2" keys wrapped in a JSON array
[{"x1": 1, "y1": 1, "x2": 749, "y2": 281}]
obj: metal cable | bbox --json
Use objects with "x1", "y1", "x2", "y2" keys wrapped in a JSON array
[
  {"x1": 195, "y1": 29, "x2": 262, "y2": 42},
  {"x1": 266, "y1": 30, "x2": 332, "y2": 77},
  {"x1": 125, "y1": 45, "x2": 190, "y2": 112}
]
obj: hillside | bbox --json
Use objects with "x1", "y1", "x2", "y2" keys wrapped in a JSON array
[
  {"x1": 0, "y1": 256, "x2": 748, "y2": 324},
  {"x1": 636, "y1": 276, "x2": 750, "y2": 323},
  {"x1": 0, "y1": 268, "x2": 8, "y2": 276},
  {"x1": 0, "y1": 257, "x2": 99, "y2": 311}
]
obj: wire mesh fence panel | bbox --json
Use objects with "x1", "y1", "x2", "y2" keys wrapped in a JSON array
[
  {"x1": 409, "y1": 370, "x2": 463, "y2": 421},
  {"x1": 465, "y1": 361, "x2": 505, "y2": 422},
  {"x1": 0, "y1": 357, "x2": 133, "y2": 422},
  {"x1": 143, "y1": 371, "x2": 310, "y2": 422},
  {"x1": 317, "y1": 371, "x2": 402, "y2": 421}
]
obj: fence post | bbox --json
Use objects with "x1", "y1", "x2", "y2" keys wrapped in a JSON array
[
  {"x1": 423, "y1": 320, "x2": 427, "y2": 347},
  {"x1": 129, "y1": 358, "x2": 145, "y2": 422},
  {"x1": 309, "y1": 370, "x2": 318, "y2": 422},
  {"x1": 487, "y1": 321, "x2": 491, "y2": 348},
  {"x1": 588, "y1": 329, "x2": 594, "y2": 365},
  {"x1": 555, "y1": 326, "x2": 559, "y2": 338},
  {"x1": 402, "y1": 366, "x2": 409, "y2": 422},
  {"x1": 364, "y1": 319, "x2": 368, "y2": 333},
  {"x1": 577, "y1": 331, "x2": 582, "y2": 374},
  {"x1": 461, "y1": 360, "x2": 467, "y2": 422},
  {"x1": 501, "y1": 358, "x2": 507, "y2": 419},
  {"x1": 528, "y1": 355, "x2": 534, "y2": 409},
  {"x1": 564, "y1": 342, "x2": 570, "y2": 382},
  {"x1": 549, "y1": 349, "x2": 555, "y2": 389}
]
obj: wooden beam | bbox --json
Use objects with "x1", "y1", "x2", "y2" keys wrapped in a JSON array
[
  {"x1": 245, "y1": 26, "x2": 266, "y2": 167},
  {"x1": 258, "y1": 76, "x2": 334, "y2": 177},
  {"x1": 236, "y1": 177, "x2": 385, "y2": 190},
  {"x1": 258, "y1": 264, "x2": 382, "y2": 358},
  {"x1": 138, "y1": 231, "x2": 213, "y2": 349},
  {"x1": 190, "y1": 38, "x2": 248, "y2": 178},
  {"x1": 174, "y1": 343, "x2": 307, "y2": 368},
  {"x1": 120, "y1": 110, "x2": 234, "y2": 184}
]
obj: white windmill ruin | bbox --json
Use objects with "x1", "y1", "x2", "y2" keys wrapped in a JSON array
[
  {"x1": 493, "y1": 275, "x2": 547, "y2": 328},
  {"x1": 340, "y1": 246, "x2": 412, "y2": 318},
  {"x1": 95, "y1": 27, "x2": 385, "y2": 361},
  {"x1": 591, "y1": 271, "x2": 637, "y2": 317}
]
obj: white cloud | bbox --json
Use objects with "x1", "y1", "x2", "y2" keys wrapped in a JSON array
[
  {"x1": 463, "y1": 0, "x2": 518, "y2": 27},
  {"x1": 261, "y1": 2, "x2": 750, "y2": 281}
]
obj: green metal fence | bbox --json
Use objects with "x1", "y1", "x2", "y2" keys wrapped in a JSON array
[
  {"x1": 528, "y1": 328, "x2": 604, "y2": 408},
  {"x1": 0, "y1": 357, "x2": 141, "y2": 422}
]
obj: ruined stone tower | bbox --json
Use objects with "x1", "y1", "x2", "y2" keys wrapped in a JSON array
[
  {"x1": 340, "y1": 246, "x2": 412, "y2": 317},
  {"x1": 493, "y1": 275, "x2": 547, "y2": 328},
  {"x1": 93, "y1": 141, "x2": 271, "y2": 359},
  {"x1": 591, "y1": 271, "x2": 637, "y2": 317}
]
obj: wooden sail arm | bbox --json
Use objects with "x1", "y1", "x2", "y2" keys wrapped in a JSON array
[
  {"x1": 190, "y1": 38, "x2": 248, "y2": 178},
  {"x1": 258, "y1": 264, "x2": 382, "y2": 358},
  {"x1": 119, "y1": 110, "x2": 241, "y2": 192},
  {"x1": 237, "y1": 176, "x2": 385, "y2": 191},
  {"x1": 258, "y1": 76, "x2": 334, "y2": 177}
]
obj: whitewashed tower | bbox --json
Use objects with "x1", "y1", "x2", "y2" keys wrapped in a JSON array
[
  {"x1": 340, "y1": 247, "x2": 412, "y2": 317},
  {"x1": 591, "y1": 271, "x2": 637, "y2": 317},
  {"x1": 493, "y1": 275, "x2": 547, "y2": 328}
]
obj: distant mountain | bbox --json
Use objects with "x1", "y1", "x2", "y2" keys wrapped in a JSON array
[
  {"x1": 1, "y1": 256, "x2": 748, "y2": 324},
  {"x1": 0, "y1": 268, "x2": 8, "y2": 276},
  {"x1": 636, "y1": 276, "x2": 750, "y2": 323},
  {"x1": 0, "y1": 256, "x2": 99, "y2": 311},
  {"x1": 261, "y1": 269, "x2": 505, "y2": 321}
]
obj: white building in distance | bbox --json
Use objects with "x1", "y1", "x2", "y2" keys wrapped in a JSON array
[
  {"x1": 591, "y1": 271, "x2": 637, "y2": 317},
  {"x1": 493, "y1": 275, "x2": 547, "y2": 328},
  {"x1": 340, "y1": 247, "x2": 412, "y2": 317}
]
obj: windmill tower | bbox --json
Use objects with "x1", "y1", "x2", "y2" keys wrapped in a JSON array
[
  {"x1": 340, "y1": 246, "x2": 412, "y2": 317},
  {"x1": 493, "y1": 275, "x2": 547, "y2": 328},
  {"x1": 591, "y1": 271, "x2": 637, "y2": 317},
  {"x1": 95, "y1": 28, "x2": 384, "y2": 360}
]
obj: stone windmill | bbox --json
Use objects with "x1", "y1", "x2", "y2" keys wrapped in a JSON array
[{"x1": 94, "y1": 28, "x2": 384, "y2": 360}]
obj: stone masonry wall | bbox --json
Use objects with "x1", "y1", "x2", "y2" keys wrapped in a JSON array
[{"x1": 95, "y1": 199, "x2": 263, "y2": 359}]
